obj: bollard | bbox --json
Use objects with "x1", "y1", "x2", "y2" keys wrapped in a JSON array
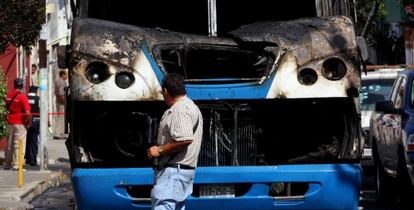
[{"x1": 18, "y1": 139, "x2": 23, "y2": 188}]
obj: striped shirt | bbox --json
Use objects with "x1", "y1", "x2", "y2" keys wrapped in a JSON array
[{"x1": 157, "y1": 96, "x2": 203, "y2": 168}]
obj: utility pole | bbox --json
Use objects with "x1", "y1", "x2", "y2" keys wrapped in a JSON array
[{"x1": 38, "y1": 39, "x2": 49, "y2": 171}]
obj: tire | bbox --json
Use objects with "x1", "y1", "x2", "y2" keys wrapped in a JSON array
[
  {"x1": 397, "y1": 146, "x2": 414, "y2": 205},
  {"x1": 373, "y1": 141, "x2": 397, "y2": 204}
]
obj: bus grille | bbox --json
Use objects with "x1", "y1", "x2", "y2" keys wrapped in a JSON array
[{"x1": 198, "y1": 110, "x2": 258, "y2": 166}]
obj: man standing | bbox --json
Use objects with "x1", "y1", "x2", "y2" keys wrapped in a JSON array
[
  {"x1": 30, "y1": 64, "x2": 39, "y2": 86},
  {"x1": 25, "y1": 86, "x2": 40, "y2": 166},
  {"x1": 147, "y1": 73, "x2": 203, "y2": 210},
  {"x1": 3, "y1": 78, "x2": 32, "y2": 170},
  {"x1": 54, "y1": 70, "x2": 68, "y2": 139}
]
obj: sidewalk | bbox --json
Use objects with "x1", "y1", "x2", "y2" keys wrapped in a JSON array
[{"x1": 0, "y1": 139, "x2": 70, "y2": 210}]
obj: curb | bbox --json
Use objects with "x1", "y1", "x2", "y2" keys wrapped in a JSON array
[
  {"x1": 21, "y1": 169, "x2": 68, "y2": 203},
  {"x1": 0, "y1": 169, "x2": 68, "y2": 210}
]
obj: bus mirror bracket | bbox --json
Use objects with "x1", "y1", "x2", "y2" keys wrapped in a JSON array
[{"x1": 356, "y1": 36, "x2": 368, "y2": 62}]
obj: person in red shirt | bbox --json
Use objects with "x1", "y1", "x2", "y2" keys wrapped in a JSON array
[{"x1": 3, "y1": 78, "x2": 32, "y2": 170}]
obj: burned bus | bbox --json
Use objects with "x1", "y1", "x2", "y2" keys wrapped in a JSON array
[{"x1": 61, "y1": 0, "x2": 364, "y2": 209}]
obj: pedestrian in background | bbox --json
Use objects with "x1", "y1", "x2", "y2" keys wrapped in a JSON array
[
  {"x1": 147, "y1": 73, "x2": 203, "y2": 210},
  {"x1": 25, "y1": 86, "x2": 40, "y2": 166},
  {"x1": 3, "y1": 78, "x2": 32, "y2": 170},
  {"x1": 54, "y1": 70, "x2": 68, "y2": 139},
  {"x1": 31, "y1": 64, "x2": 39, "y2": 86}
]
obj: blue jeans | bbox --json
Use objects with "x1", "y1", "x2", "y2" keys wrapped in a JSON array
[{"x1": 151, "y1": 167, "x2": 195, "y2": 210}]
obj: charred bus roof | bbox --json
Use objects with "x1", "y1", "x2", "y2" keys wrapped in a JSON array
[{"x1": 79, "y1": 0, "x2": 320, "y2": 36}]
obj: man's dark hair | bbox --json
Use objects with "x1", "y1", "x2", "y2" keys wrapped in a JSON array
[
  {"x1": 162, "y1": 73, "x2": 186, "y2": 97},
  {"x1": 14, "y1": 78, "x2": 24, "y2": 89},
  {"x1": 29, "y1": 86, "x2": 38, "y2": 93},
  {"x1": 59, "y1": 70, "x2": 67, "y2": 77}
]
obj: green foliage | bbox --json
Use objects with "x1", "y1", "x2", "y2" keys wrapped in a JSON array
[
  {"x1": 0, "y1": 0, "x2": 46, "y2": 54},
  {"x1": 0, "y1": 65, "x2": 8, "y2": 138},
  {"x1": 354, "y1": 0, "x2": 406, "y2": 64},
  {"x1": 354, "y1": 0, "x2": 387, "y2": 35}
]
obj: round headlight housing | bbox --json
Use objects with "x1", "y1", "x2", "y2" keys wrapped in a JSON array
[
  {"x1": 298, "y1": 68, "x2": 318, "y2": 86},
  {"x1": 322, "y1": 58, "x2": 347, "y2": 81},
  {"x1": 115, "y1": 72, "x2": 135, "y2": 89},
  {"x1": 85, "y1": 62, "x2": 111, "y2": 84}
]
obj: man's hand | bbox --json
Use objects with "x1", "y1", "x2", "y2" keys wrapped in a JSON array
[
  {"x1": 24, "y1": 114, "x2": 32, "y2": 128},
  {"x1": 147, "y1": 140, "x2": 191, "y2": 159},
  {"x1": 147, "y1": 146, "x2": 161, "y2": 159}
]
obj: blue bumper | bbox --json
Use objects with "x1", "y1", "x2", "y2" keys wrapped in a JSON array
[{"x1": 72, "y1": 164, "x2": 362, "y2": 210}]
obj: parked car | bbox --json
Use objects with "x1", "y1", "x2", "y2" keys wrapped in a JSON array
[
  {"x1": 360, "y1": 68, "x2": 402, "y2": 167},
  {"x1": 370, "y1": 69, "x2": 414, "y2": 204}
]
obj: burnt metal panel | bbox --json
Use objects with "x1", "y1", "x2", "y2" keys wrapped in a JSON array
[
  {"x1": 230, "y1": 16, "x2": 357, "y2": 66},
  {"x1": 69, "y1": 16, "x2": 361, "y2": 101}
]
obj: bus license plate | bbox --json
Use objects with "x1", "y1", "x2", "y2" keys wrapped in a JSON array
[{"x1": 199, "y1": 185, "x2": 235, "y2": 198}]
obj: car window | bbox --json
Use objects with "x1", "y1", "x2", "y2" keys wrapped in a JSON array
[
  {"x1": 360, "y1": 78, "x2": 395, "y2": 110},
  {"x1": 411, "y1": 79, "x2": 414, "y2": 107},
  {"x1": 393, "y1": 77, "x2": 406, "y2": 109},
  {"x1": 390, "y1": 76, "x2": 402, "y2": 103}
]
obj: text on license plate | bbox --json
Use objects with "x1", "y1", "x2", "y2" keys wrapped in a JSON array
[{"x1": 199, "y1": 185, "x2": 235, "y2": 198}]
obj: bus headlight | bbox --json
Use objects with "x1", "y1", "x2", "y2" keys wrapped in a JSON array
[
  {"x1": 85, "y1": 62, "x2": 110, "y2": 84},
  {"x1": 298, "y1": 68, "x2": 318, "y2": 86},
  {"x1": 322, "y1": 58, "x2": 346, "y2": 80},
  {"x1": 115, "y1": 72, "x2": 135, "y2": 89}
]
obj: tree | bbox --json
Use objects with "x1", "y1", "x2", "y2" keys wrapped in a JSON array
[
  {"x1": 0, "y1": 0, "x2": 45, "y2": 137},
  {"x1": 354, "y1": 0, "x2": 406, "y2": 64},
  {"x1": 0, "y1": 65, "x2": 8, "y2": 138},
  {"x1": 354, "y1": 0, "x2": 386, "y2": 36},
  {"x1": 0, "y1": 0, "x2": 46, "y2": 54}
]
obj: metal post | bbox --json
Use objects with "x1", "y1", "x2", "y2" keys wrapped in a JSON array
[
  {"x1": 15, "y1": 48, "x2": 19, "y2": 79},
  {"x1": 18, "y1": 139, "x2": 23, "y2": 187},
  {"x1": 38, "y1": 40, "x2": 48, "y2": 171},
  {"x1": 39, "y1": 66, "x2": 48, "y2": 171},
  {"x1": 19, "y1": 47, "x2": 23, "y2": 78},
  {"x1": 208, "y1": 0, "x2": 217, "y2": 37}
]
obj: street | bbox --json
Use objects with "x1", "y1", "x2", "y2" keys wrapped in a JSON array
[
  {"x1": 31, "y1": 179, "x2": 74, "y2": 210},
  {"x1": 359, "y1": 168, "x2": 403, "y2": 210}
]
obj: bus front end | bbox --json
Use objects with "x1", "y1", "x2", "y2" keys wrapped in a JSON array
[{"x1": 66, "y1": 15, "x2": 363, "y2": 210}]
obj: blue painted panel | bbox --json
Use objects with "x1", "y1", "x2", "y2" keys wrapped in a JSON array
[
  {"x1": 72, "y1": 164, "x2": 362, "y2": 210},
  {"x1": 140, "y1": 42, "x2": 164, "y2": 85}
]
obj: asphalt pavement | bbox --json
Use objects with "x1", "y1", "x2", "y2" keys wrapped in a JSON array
[{"x1": 0, "y1": 138, "x2": 70, "y2": 210}]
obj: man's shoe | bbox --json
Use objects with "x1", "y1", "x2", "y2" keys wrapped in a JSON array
[
  {"x1": 3, "y1": 167, "x2": 10, "y2": 170},
  {"x1": 12, "y1": 168, "x2": 26, "y2": 171}
]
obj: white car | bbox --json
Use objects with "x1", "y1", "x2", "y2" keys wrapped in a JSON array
[{"x1": 359, "y1": 68, "x2": 402, "y2": 166}]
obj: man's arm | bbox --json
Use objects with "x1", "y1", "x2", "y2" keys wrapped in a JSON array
[
  {"x1": 24, "y1": 111, "x2": 32, "y2": 128},
  {"x1": 147, "y1": 140, "x2": 192, "y2": 159},
  {"x1": 21, "y1": 96, "x2": 32, "y2": 128},
  {"x1": 57, "y1": 95, "x2": 65, "y2": 104}
]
